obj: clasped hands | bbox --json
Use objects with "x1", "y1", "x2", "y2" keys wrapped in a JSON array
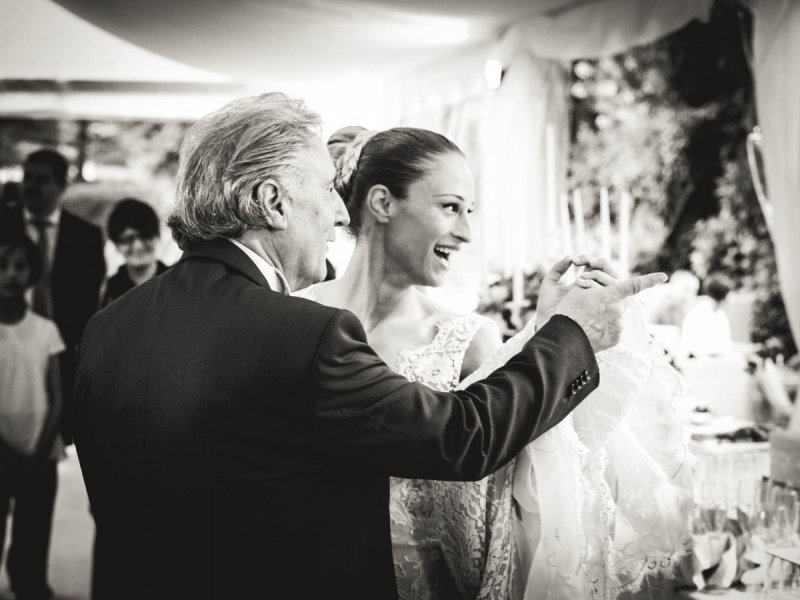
[{"x1": 536, "y1": 255, "x2": 667, "y2": 352}]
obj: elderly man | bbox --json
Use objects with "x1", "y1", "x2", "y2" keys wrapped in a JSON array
[{"x1": 73, "y1": 93, "x2": 664, "y2": 600}]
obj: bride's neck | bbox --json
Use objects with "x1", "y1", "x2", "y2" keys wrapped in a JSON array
[{"x1": 338, "y1": 238, "x2": 421, "y2": 332}]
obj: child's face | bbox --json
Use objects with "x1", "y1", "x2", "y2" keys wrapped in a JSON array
[{"x1": 0, "y1": 246, "x2": 30, "y2": 300}]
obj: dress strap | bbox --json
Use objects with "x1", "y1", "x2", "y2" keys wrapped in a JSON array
[{"x1": 397, "y1": 314, "x2": 491, "y2": 392}]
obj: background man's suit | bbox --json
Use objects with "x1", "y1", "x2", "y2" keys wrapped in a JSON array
[{"x1": 74, "y1": 238, "x2": 599, "y2": 600}]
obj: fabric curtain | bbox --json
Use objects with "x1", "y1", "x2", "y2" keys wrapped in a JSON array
[
  {"x1": 378, "y1": 43, "x2": 570, "y2": 311},
  {"x1": 751, "y1": 0, "x2": 800, "y2": 349},
  {"x1": 497, "y1": 0, "x2": 713, "y2": 61}
]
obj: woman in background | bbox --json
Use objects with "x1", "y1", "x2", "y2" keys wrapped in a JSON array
[{"x1": 102, "y1": 198, "x2": 167, "y2": 307}]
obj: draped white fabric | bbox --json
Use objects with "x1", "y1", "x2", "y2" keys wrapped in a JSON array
[
  {"x1": 384, "y1": 50, "x2": 570, "y2": 279},
  {"x1": 751, "y1": 0, "x2": 800, "y2": 350},
  {"x1": 459, "y1": 302, "x2": 694, "y2": 599},
  {"x1": 496, "y1": 0, "x2": 713, "y2": 61}
]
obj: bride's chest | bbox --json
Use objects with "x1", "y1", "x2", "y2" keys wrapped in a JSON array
[{"x1": 370, "y1": 316, "x2": 481, "y2": 391}]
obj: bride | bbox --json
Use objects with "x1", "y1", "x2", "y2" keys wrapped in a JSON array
[{"x1": 300, "y1": 127, "x2": 694, "y2": 599}]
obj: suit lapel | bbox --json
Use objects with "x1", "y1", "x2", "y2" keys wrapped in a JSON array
[{"x1": 181, "y1": 238, "x2": 273, "y2": 291}]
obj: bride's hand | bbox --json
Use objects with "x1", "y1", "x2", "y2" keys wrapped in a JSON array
[
  {"x1": 575, "y1": 268, "x2": 617, "y2": 289},
  {"x1": 536, "y1": 255, "x2": 618, "y2": 329}
]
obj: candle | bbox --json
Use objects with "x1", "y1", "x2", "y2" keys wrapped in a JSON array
[
  {"x1": 559, "y1": 192, "x2": 573, "y2": 256},
  {"x1": 572, "y1": 189, "x2": 586, "y2": 253},
  {"x1": 599, "y1": 187, "x2": 611, "y2": 259},
  {"x1": 512, "y1": 265, "x2": 524, "y2": 311},
  {"x1": 546, "y1": 124, "x2": 557, "y2": 231},
  {"x1": 619, "y1": 190, "x2": 631, "y2": 276}
]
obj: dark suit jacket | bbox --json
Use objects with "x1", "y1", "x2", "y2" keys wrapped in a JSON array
[
  {"x1": 73, "y1": 238, "x2": 598, "y2": 600},
  {"x1": 2, "y1": 206, "x2": 105, "y2": 441},
  {"x1": 51, "y1": 210, "x2": 105, "y2": 416}
]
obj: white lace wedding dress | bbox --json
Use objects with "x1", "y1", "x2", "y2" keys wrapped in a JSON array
[
  {"x1": 391, "y1": 314, "x2": 517, "y2": 600},
  {"x1": 296, "y1": 286, "x2": 694, "y2": 600}
]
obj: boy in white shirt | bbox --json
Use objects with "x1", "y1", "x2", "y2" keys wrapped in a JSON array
[{"x1": 0, "y1": 230, "x2": 65, "y2": 600}]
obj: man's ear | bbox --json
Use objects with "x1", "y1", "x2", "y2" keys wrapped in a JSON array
[
  {"x1": 256, "y1": 179, "x2": 289, "y2": 230},
  {"x1": 365, "y1": 185, "x2": 393, "y2": 224}
]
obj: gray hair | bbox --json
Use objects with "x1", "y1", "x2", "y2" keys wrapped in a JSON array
[{"x1": 168, "y1": 92, "x2": 321, "y2": 250}]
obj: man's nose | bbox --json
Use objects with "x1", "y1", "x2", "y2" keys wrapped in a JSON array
[{"x1": 333, "y1": 191, "x2": 350, "y2": 228}]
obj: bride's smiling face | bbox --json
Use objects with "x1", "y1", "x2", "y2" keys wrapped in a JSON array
[{"x1": 385, "y1": 152, "x2": 475, "y2": 288}]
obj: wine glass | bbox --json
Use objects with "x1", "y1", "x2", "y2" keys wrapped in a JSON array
[
  {"x1": 769, "y1": 488, "x2": 799, "y2": 545},
  {"x1": 737, "y1": 478, "x2": 760, "y2": 534},
  {"x1": 699, "y1": 480, "x2": 728, "y2": 538}
]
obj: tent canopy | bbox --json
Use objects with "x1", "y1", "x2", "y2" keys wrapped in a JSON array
[
  {"x1": 51, "y1": 0, "x2": 566, "y2": 83},
  {"x1": 3, "y1": 0, "x2": 707, "y2": 122}
]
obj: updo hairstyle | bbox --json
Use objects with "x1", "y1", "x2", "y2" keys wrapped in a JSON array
[{"x1": 332, "y1": 127, "x2": 463, "y2": 236}]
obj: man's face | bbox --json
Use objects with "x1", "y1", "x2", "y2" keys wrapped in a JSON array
[
  {"x1": 22, "y1": 161, "x2": 63, "y2": 217},
  {"x1": 282, "y1": 138, "x2": 349, "y2": 291}
]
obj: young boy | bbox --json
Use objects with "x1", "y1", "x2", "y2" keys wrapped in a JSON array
[{"x1": 0, "y1": 230, "x2": 64, "y2": 600}]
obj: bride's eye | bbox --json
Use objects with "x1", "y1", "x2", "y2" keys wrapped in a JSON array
[{"x1": 442, "y1": 203, "x2": 459, "y2": 214}]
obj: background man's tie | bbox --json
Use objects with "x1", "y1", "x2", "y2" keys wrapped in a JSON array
[{"x1": 32, "y1": 218, "x2": 54, "y2": 318}]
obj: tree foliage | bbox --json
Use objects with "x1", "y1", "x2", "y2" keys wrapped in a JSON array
[{"x1": 567, "y1": 0, "x2": 795, "y2": 356}]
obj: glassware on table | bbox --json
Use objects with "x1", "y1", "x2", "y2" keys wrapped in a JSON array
[
  {"x1": 769, "y1": 488, "x2": 799, "y2": 545},
  {"x1": 737, "y1": 478, "x2": 762, "y2": 534},
  {"x1": 696, "y1": 480, "x2": 728, "y2": 537}
]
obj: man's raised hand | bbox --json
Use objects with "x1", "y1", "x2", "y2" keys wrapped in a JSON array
[
  {"x1": 535, "y1": 255, "x2": 619, "y2": 329},
  {"x1": 552, "y1": 271, "x2": 667, "y2": 352}
]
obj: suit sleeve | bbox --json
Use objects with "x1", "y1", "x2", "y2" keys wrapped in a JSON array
[{"x1": 311, "y1": 311, "x2": 599, "y2": 481}]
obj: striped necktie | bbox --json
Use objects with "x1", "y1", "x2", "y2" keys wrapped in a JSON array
[{"x1": 32, "y1": 218, "x2": 54, "y2": 318}]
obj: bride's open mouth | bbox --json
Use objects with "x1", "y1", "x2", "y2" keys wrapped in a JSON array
[{"x1": 433, "y1": 245, "x2": 455, "y2": 266}]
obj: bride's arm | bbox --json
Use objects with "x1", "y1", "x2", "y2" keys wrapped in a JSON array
[{"x1": 460, "y1": 320, "x2": 504, "y2": 381}]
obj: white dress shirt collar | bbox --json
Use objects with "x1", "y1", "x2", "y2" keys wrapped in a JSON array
[
  {"x1": 24, "y1": 206, "x2": 61, "y2": 228},
  {"x1": 225, "y1": 238, "x2": 291, "y2": 295},
  {"x1": 23, "y1": 206, "x2": 61, "y2": 268}
]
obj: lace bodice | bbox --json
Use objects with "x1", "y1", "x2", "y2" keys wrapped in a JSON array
[
  {"x1": 391, "y1": 314, "x2": 517, "y2": 600},
  {"x1": 294, "y1": 285, "x2": 692, "y2": 600},
  {"x1": 396, "y1": 315, "x2": 486, "y2": 392}
]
